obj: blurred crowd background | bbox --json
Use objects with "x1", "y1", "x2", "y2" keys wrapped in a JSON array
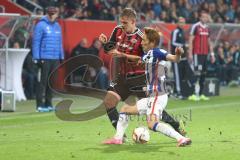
[{"x1": 16, "y1": 0, "x2": 240, "y2": 23}]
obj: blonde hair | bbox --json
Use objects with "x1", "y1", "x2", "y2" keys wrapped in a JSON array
[{"x1": 120, "y1": 8, "x2": 137, "y2": 19}]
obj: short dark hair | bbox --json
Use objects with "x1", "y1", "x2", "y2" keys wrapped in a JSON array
[
  {"x1": 46, "y1": 6, "x2": 58, "y2": 15},
  {"x1": 200, "y1": 10, "x2": 208, "y2": 16},
  {"x1": 144, "y1": 27, "x2": 160, "y2": 47},
  {"x1": 120, "y1": 8, "x2": 137, "y2": 19}
]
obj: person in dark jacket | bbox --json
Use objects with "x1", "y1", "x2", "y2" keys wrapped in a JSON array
[
  {"x1": 171, "y1": 17, "x2": 190, "y2": 99},
  {"x1": 32, "y1": 6, "x2": 64, "y2": 112}
]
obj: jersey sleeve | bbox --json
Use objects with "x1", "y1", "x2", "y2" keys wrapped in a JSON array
[
  {"x1": 108, "y1": 26, "x2": 120, "y2": 43},
  {"x1": 190, "y1": 23, "x2": 197, "y2": 36},
  {"x1": 154, "y1": 49, "x2": 168, "y2": 61},
  {"x1": 103, "y1": 26, "x2": 119, "y2": 52}
]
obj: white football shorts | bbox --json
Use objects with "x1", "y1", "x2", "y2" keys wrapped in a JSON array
[{"x1": 136, "y1": 94, "x2": 168, "y2": 119}]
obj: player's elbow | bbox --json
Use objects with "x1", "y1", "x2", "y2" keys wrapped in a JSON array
[{"x1": 103, "y1": 99, "x2": 112, "y2": 108}]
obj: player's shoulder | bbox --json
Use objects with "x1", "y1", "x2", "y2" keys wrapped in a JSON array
[
  {"x1": 153, "y1": 48, "x2": 168, "y2": 54},
  {"x1": 145, "y1": 48, "x2": 168, "y2": 58},
  {"x1": 192, "y1": 22, "x2": 202, "y2": 29},
  {"x1": 193, "y1": 21, "x2": 201, "y2": 27},
  {"x1": 173, "y1": 27, "x2": 180, "y2": 32},
  {"x1": 114, "y1": 25, "x2": 123, "y2": 31},
  {"x1": 192, "y1": 21, "x2": 209, "y2": 30},
  {"x1": 190, "y1": 22, "x2": 201, "y2": 34}
]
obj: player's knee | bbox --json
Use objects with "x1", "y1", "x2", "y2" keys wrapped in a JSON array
[
  {"x1": 103, "y1": 92, "x2": 119, "y2": 108},
  {"x1": 120, "y1": 106, "x2": 127, "y2": 113},
  {"x1": 103, "y1": 98, "x2": 113, "y2": 108}
]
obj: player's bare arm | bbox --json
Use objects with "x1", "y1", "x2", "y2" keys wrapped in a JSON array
[
  {"x1": 188, "y1": 35, "x2": 194, "y2": 62},
  {"x1": 166, "y1": 47, "x2": 184, "y2": 62}
]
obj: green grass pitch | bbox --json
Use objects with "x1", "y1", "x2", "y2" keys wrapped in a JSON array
[{"x1": 0, "y1": 87, "x2": 240, "y2": 160}]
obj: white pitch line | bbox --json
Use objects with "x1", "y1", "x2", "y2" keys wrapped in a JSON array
[{"x1": 168, "y1": 102, "x2": 240, "y2": 112}]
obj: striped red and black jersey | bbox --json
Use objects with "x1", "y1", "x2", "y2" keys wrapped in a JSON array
[
  {"x1": 190, "y1": 22, "x2": 210, "y2": 55},
  {"x1": 108, "y1": 25, "x2": 144, "y2": 76}
]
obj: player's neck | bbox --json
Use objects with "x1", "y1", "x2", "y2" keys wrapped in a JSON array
[
  {"x1": 127, "y1": 27, "x2": 137, "y2": 34},
  {"x1": 200, "y1": 21, "x2": 206, "y2": 25}
]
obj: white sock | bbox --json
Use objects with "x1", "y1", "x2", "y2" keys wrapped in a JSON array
[
  {"x1": 114, "y1": 113, "x2": 128, "y2": 139},
  {"x1": 154, "y1": 122, "x2": 184, "y2": 141}
]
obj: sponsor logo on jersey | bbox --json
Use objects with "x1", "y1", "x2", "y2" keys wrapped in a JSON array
[{"x1": 131, "y1": 38, "x2": 137, "y2": 44}]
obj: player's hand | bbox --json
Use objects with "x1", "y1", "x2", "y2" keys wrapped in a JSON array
[
  {"x1": 109, "y1": 49, "x2": 124, "y2": 57},
  {"x1": 99, "y1": 33, "x2": 108, "y2": 44},
  {"x1": 137, "y1": 59, "x2": 143, "y2": 66},
  {"x1": 175, "y1": 47, "x2": 184, "y2": 56}
]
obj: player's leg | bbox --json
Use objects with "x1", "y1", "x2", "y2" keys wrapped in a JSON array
[
  {"x1": 105, "y1": 73, "x2": 131, "y2": 130},
  {"x1": 114, "y1": 104, "x2": 139, "y2": 139},
  {"x1": 161, "y1": 110, "x2": 182, "y2": 134},
  {"x1": 199, "y1": 55, "x2": 209, "y2": 100},
  {"x1": 147, "y1": 114, "x2": 191, "y2": 147},
  {"x1": 146, "y1": 94, "x2": 191, "y2": 146},
  {"x1": 189, "y1": 54, "x2": 200, "y2": 101},
  {"x1": 103, "y1": 103, "x2": 139, "y2": 144},
  {"x1": 104, "y1": 91, "x2": 121, "y2": 129},
  {"x1": 172, "y1": 62, "x2": 182, "y2": 97}
]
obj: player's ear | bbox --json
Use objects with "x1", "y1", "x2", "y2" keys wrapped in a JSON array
[{"x1": 131, "y1": 18, "x2": 136, "y2": 24}]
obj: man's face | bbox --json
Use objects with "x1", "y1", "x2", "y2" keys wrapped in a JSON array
[
  {"x1": 120, "y1": 16, "x2": 135, "y2": 33},
  {"x1": 200, "y1": 13, "x2": 209, "y2": 24},
  {"x1": 52, "y1": 10, "x2": 59, "y2": 20},
  {"x1": 48, "y1": 8, "x2": 59, "y2": 21},
  {"x1": 178, "y1": 17, "x2": 185, "y2": 28},
  {"x1": 141, "y1": 33, "x2": 152, "y2": 52}
]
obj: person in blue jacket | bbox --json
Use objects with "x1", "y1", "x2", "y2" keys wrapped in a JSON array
[{"x1": 32, "y1": 6, "x2": 64, "y2": 112}]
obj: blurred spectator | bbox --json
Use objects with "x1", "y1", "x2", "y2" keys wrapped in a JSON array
[
  {"x1": 153, "y1": 0, "x2": 162, "y2": 19},
  {"x1": 225, "y1": 5, "x2": 235, "y2": 22},
  {"x1": 88, "y1": 38, "x2": 109, "y2": 90},
  {"x1": 36, "y1": 8, "x2": 44, "y2": 16},
  {"x1": 216, "y1": 45, "x2": 228, "y2": 85},
  {"x1": 88, "y1": 38, "x2": 101, "y2": 56},
  {"x1": 159, "y1": 11, "x2": 169, "y2": 22},
  {"x1": 189, "y1": 11, "x2": 199, "y2": 23},
  {"x1": 88, "y1": 0, "x2": 102, "y2": 19},
  {"x1": 70, "y1": 38, "x2": 109, "y2": 89},
  {"x1": 206, "y1": 53, "x2": 219, "y2": 78},
  {"x1": 71, "y1": 38, "x2": 88, "y2": 57},
  {"x1": 171, "y1": 17, "x2": 189, "y2": 99},
  {"x1": 15, "y1": 0, "x2": 240, "y2": 23},
  {"x1": 232, "y1": 44, "x2": 240, "y2": 82},
  {"x1": 225, "y1": 45, "x2": 235, "y2": 82},
  {"x1": 22, "y1": 51, "x2": 37, "y2": 99},
  {"x1": 12, "y1": 41, "x2": 21, "y2": 49},
  {"x1": 70, "y1": 38, "x2": 89, "y2": 83}
]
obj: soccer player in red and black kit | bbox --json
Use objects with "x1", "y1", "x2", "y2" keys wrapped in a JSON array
[
  {"x1": 188, "y1": 11, "x2": 215, "y2": 101},
  {"x1": 99, "y1": 8, "x2": 184, "y2": 136}
]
